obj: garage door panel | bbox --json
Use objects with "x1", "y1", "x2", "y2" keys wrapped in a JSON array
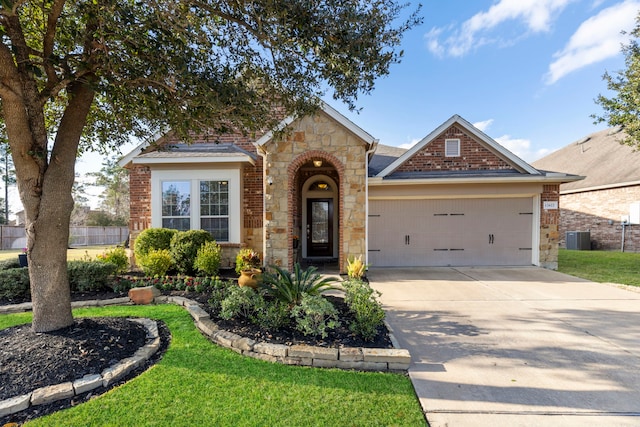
[{"x1": 368, "y1": 198, "x2": 534, "y2": 267}]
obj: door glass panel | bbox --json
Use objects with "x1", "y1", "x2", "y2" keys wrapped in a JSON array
[{"x1": 311, "y1": 201, "x2": 329, "y2": 244}]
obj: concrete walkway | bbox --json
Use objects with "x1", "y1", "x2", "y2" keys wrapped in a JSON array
[{"x1": 368, "y1": 267, "x2": 640, "y2": 427}]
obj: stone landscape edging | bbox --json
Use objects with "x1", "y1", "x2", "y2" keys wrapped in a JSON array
[
  {"x1": 157, "y1": 295, "x2": 412, "y2": 372},
  {"x1": 0, "y1": 316, "x2": 160, "y2": 418},
  {"x1": 0, "y1": 291, "x2": 411, "y2": 418}
]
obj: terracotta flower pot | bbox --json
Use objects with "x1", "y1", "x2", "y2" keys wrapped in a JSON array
[{"x1": 238, "y1": 268, "x2": 261, "y2": 289}]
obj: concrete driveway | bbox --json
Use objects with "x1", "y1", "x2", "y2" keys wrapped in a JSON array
[{"x1": 368, "y1": 267, "x2": 640, "y2": 427}]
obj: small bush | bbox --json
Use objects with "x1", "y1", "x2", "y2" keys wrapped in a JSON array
[
  {"x1": 291, "y1": 294, "x2": 340, "y2": 338},
  {"x1": 207, "y1": 279, "x2": 234, "y2": 312},
  {"x1": 0, "y1": 268, "x2": 30, "y2": 301},
  {"x1": 194, "y1": 241, "x2": 222, "y2": 276},
  {"x1": 170, "y1": 230, "x2": 214, "y2": 275},
  {"x1": 110, "y1": 276, "x2": 136, "y2": 293},
  {"x1": 260, "y1": 263, "x2": 337, "y2": 306},
  {"x1": 219, "y1": 285, "x2": 261, "y2": 320},
  {"x1": 96, "y1": 246, "x2": 129, "y2": 274},
  {"x1": 235, "y1": 248, "x2": 261, "y2": 274},
  {"x1": 68, "y1": 260, "x2": 118, "y2": 292},
  {"x1": 134, "y1": 228, "x2": 178, "y2": 260},
  {"x1": 253, "y1": 297, "x2": 291, "y2": 330},
  {"x1": 346, "y1": 255, "x2": 368, "y2": 280},
  {"x1": 343, "y1": 279, "x2": 385, "y2": 341},
  {"x1": 138, "y1": 249, "x2": 173, "y2": 277}
]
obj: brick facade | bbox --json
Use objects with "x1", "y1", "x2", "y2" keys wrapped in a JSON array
[
  {"x1": 129, "y1": 165, "x2": 152, "y2": 236},
  {"x1": 560, "y1": 185, "x2": 640, "y2": 251},
  {"x1": 396, "y1": 125, "x2": 512, "y2": 173}
]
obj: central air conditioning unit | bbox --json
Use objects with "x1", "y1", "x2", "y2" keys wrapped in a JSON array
[{"x1": 565, "y1": 231, "x2": 590, "y2": 250}]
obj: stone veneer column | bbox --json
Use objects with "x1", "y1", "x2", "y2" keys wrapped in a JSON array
[
  {"x1": 263, "y1": 113, "x2": 368, "y2": 272},
  {"x1": 539, "y1": 184, "x2": 560, "y2": 269}
]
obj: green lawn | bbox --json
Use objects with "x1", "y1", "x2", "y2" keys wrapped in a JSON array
[
  {"x1": 0, "y1": 245, "x2": 114, "y2": 262},
  {"x1": 558, "y1": 249, "x2": 640, "y2": 287},
  {"x1": 1, "y1": 305, "x2": 426, "y2": 427}
]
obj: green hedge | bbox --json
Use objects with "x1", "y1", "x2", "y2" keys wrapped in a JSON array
[
  {"x1": 0, "y1": 268, "x2": 30, "y2": 301},
  {"x1": 68, "y1": 260, "x2": 119, "y2": 292},
  {"x1": 170, "y1": 230, "x2": 213, "y2": 275}
]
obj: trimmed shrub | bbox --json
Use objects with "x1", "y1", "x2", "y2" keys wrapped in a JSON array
[
  {"x1": 134, "y1": 228, "x2": 178, "y2": 260},
  {"x1": 291, "y1": 294, "x2": 341, "y2": 338},
  {"x1": 67, "y1": 260, "x2": 118, "y2": 292},
  {"x1": 170, "y1": 230, "x2": 213, "y2": 275},
  {"x1": 138, "y1": 249, "x2": 173, "y2": 277},
  {"x1": 194, "y1": 241, "x2": 222, "y2": 276},
  {"x1": 0, "y1": 268, "x2": 30, "y2": 301},
  {"x1": 0, "y1": 258, "x2": 21, "y2": 270},
  {"x1": 96, "y1": 246, "x2": 129, "y2": 274},
  {"x1": 343, "y1": 279, "x2": 385, "y2": 341}
]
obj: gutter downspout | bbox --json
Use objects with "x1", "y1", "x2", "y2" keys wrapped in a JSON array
[{"x1": 255, "y1": 144, "x2": 269, "y2": 267}]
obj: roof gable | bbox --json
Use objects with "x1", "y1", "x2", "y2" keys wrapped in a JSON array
[
  {"x1": 254, "y1": 101, "x2": 377, "y2": 147},
  {"x1": 377, "y1": 115, "x2": 539, "y2": 178}
]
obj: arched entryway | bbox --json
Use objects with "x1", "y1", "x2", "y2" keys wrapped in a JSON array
[
  {"x1": 288, "y1": 151, "x2": 344, "y2": 270},
  {"x1": 302, "y1": 175, "x2": 338, "y2": 259}
]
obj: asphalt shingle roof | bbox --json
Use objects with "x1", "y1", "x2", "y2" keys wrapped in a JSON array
[{"x1": 532, "y1": 127, "x2": 640, "y2": 192}]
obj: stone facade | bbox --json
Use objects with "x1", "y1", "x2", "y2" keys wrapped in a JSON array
[
  {"x1": 540, "y1": 184, "x2": 561, "y2": 269},
  {"x1": 560, "y1": 185, "x2": 640, "y2": 251},
  {"x1": 262, "y1": 112, "x2": 369, "y2": 272}
]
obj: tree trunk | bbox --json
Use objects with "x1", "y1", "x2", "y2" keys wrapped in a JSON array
[{"x1": 28, "y1": 82, "x2": 95, "y2": 333}]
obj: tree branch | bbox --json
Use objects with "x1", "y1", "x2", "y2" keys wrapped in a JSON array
[{"x1": 43, "y1": 0, "x2": 66, "y2": 84}]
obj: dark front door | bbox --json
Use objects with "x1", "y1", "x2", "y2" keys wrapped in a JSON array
[{"x1": 307, "y1": 198, "x2": 333, "y2": 257}]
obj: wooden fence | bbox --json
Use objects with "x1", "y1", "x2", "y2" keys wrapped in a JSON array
[{"x1": 0, "y1": 226, "x2": 128, "y2": 250}]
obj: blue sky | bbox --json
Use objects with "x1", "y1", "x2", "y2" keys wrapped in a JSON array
[
  {"x1": 62, "y1": 0, "x2": 640, "y2": 213},
  {"x1": 328, "y1": 0, "x2": 640, "y2": 162}
]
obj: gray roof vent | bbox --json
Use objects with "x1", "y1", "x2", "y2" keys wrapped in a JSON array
[{"x1": 607, "y1": 125, "x2": 623, "y2": 135}]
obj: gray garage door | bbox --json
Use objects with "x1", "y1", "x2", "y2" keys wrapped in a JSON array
[{"x1": 368, "y1": 198, "x2": 534, "y2": 267}]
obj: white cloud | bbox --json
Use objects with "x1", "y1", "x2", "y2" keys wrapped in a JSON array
[
  {"x1": 473, "y1": 119, "x2": 494, "y2": 132},
  {"x1": 398, "y1": 138, "x2": 421, "y2": 149},
  {"x1": 426, "y1": 0, "x2": 575, "y2": 57},
  {"x1": 495, "y1": 134, "x2": 551, "y2": 161},
  {"x1": 546, "y1": 0, "x2": 640, "y2": 84}
]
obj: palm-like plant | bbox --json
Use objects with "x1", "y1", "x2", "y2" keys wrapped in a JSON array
[{"x1": 260, "y1": 263, "x2": 337, "y2": 306}]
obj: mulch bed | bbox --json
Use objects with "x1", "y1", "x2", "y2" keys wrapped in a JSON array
[
  {"x1": 0, "y1": 317, "x2": 171, "y2": 426},
  {"x1": 0, "y1": 279, "x2": 391, "y2": 424},
  {"x1": 177, "y1": 291, "x2": 392, "y2": 349}
]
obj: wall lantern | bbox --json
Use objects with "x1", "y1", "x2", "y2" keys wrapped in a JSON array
[{"x1": 313, "y1": 159, "x2": 323, "y2": 167}]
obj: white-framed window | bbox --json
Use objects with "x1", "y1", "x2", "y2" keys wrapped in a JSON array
[
  {"x1": 199, "y1": 180, "x2": 229, "y2": 241},
  {"x1": 445, "y1": 138, "x2": 460, "y2": 157},
  {"x1": 161, "y1": 181, "x2": 191, "y2": 231},
  {"x1": 151, "y1": 169, "x2": 240, "y2": 243}
]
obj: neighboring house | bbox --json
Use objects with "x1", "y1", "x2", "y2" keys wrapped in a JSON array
[
  {"x1": 533, "y1": 127, "x2": 640, "y2": 251},
  {"x1": 119, "y1": 103, "x2": 579, "y2": 271}
]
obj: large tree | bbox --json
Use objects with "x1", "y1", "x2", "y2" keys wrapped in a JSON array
[
  {"x1": 594, "y1": 13, "x2": 640, "y2": 146},
  {"x1": 0, "y1": 1, "x2": 420, "y2": 332}
]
